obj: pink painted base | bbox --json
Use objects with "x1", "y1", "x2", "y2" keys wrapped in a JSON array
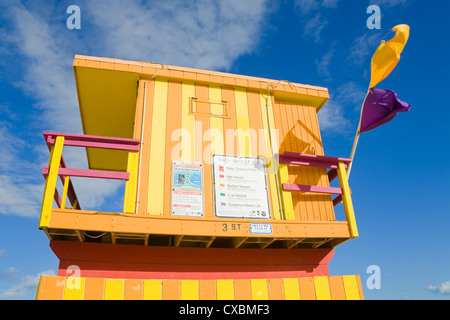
[{"x1": 50, "y1": 241, "x2": 334, "y2": 280}]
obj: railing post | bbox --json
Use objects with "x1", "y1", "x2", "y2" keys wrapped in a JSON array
[
  {"x1": 336, "y1": 162, "x2": 358, "y2": 238},
  {"x1": 123, "y1": 151, "x2": 139, "y2": 213},
  {"x1": 39, "y1": 136, "x2": 64, "y2": 229},
  {"x1": 60, "y1": 176, "x2": 70, "y2": 209}
]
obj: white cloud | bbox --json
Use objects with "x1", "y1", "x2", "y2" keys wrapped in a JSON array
[
  {"x1": 369, "y1": 0, "x2": 408, "y2": 8},
  {"x1": 0, "y1": 269, "x2": 55, "y2": 299},
  {"x1": 0, "y1": 0, "x2": 272, "y2": 217},
  {"x1": 426, "y1": 281, "x2": 450, "y2": 295},
  {"x1": 315, "y1": 48, "x2": 335, "y2": 80}
]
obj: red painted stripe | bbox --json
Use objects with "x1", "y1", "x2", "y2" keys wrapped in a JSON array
[{"x1": 51, "y1": 241, "x2": 334, "y2": 280}]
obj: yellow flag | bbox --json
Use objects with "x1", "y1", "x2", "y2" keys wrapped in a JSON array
[{"x1": 370, "y1": 24, "x2": 410, "y2": 89}]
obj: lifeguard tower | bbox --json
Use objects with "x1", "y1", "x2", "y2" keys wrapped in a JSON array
[{"x1": 35, "y1": 55, "x2": 364, "y2": 300}]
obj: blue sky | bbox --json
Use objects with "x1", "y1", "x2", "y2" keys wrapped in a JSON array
[{"x1": 0, "y1": 0, "x2": 449, "y2": 300}]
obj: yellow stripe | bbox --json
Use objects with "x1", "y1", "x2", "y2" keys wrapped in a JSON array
[
  {"x1": 217, "y1": 279, "x2": 234, "y2": 300},
  {"x1": 209, "y1": 85, "x2": 224, "y2": 156},
  {"x1": 342, "y1": 275, "x2": 361, "y2": 300},
  {"x1": 337, "y1": 162, "x2": 358, "y2": 237},
  {"x1": 123, "y1": 151, "x2": 139, "y2": 213},
  {"x1": 104, "y1": 279, "x2": 124, "y2": 300},
  {"x1": 143, "y1": 280, "x2": 162, "y2": 300},
  {"x1": 313, "y1": 276, "x2": 331, "y2": 300},
  {"x1": 181, "y1": 82, "x2": 196, "y2": 162},
  {"x1": 283, "y1": 278, "x2": 300, "y2": 300},
  {"x1": 63, "y1": 277, "x2": 85, "y2": 300},
  {"x1": 278, "y1": 163, "x2": 295, "y2": 220},
  {"x1": 234, "y1": 88, "x2": 252, "y2": 157},
  {"x1": 251, "y1": 279, "x2": 268, "y2": 300},
  {"x1": 39, "y1": 136, "x2": 64, "y2": 228},
  {"x1": 181, "y1": 280, "x2": 199, "y2": 300},
  {"x1": 147, "y1": 79, "x2": 168, "y2": 215},
  {"x1": 259, "y1": 94, "x2": 282, "y2": 220}
]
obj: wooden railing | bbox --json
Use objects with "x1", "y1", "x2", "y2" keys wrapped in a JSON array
[
  {"x1": 277, "y1": 152, "x2": 358, "y2": 238},
  {"x1": 39, "y1": 132, "x2": 140, "y2": 229}
]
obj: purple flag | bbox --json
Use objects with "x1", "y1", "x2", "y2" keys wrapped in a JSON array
[{"x1": 360, "y1": 88, "x2": 411, "y2": 133}]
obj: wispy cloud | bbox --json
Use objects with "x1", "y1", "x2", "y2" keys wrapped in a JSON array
[
  {"x1": 0, "y1": 269, "x2": 55, "y2": 299},
  {"x1": 369, "y1": 0, "x2": 408, "y2": 8},
  {"x1": 0, "y1": 0, "x2": 272, "y2": 217},
  {"x1": 426, "y1": 281, "x2": 450, "y2": 295}
]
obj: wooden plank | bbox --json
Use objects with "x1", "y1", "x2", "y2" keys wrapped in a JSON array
[
  {"x1": 234, "y1": 279, "x2": 251, "y2": 300},
  {"x1": 83, "y1": 277, "x2": 104, "y2": 300},
  {"x1": 337, "y1": 162, "x2": 358, "y2": 238},
  {"x1": 209, "y1": 85, "x2": 225, "y2": 156},
  {"x1": 328, "y1": 276, "x2": 346, "y2": 300},
  {"x1": 147, "y1": 79, "x2": 168, "y2": 215},
  {"x1": 235, "y1": 87, "x2": 252, "y2": 157},
  {"x1": 63, "y1": 276, "x2": 86, "y2": 300},
  {"x1": 181, "y1": 280, "x2": 199, "y2": 300},
  {"x1": 199, "y1": 279, "x2": 217, "y2": 300},
  {"x1": 136, "y1": 80, "x2": 155, "y2": 214},
  {"x1": 143, "y1": 279, "x2": 162, "y2": 300},
  {"x1": 162, "y1": 279, "x2": 180, "y2": 300},
  {"x1": 251, "y1": 279, "x2": 269, "y2": 300},
  {"x1": 217, "y1": 279, "x2": 234, "y2": 300},
  {"x1": 104, "y1": 279, "x2": 124, "y2": 300},
  {"x1": 124, "y1": 279, "x2": 143, "y2": 300},
  {"x1": 60, "y1": 176, "x2": 70, "y2": 209},
  {"x1": 267, "y1": 278, "x2": 284, "y2": 300},
  {"x1": 39, "y1": 136, "x2": 64, "y2": 229},
  {"x1": 282, "y1": 183, "x2": 343, "y2": 195},
  {"x1": 181, "y1": 82, "x2": 196, "y2": 162},
  {"x1": 342, "y1": 275, "x2": 361, "y2": 300},
  {"x1": 283, "y1": 278, "x2": 300, "y2": 300},
  {"x1": 299, "y1": 277, "x2": 316, "y2": 300},
  {"x1": 41, "y1": 276, "x2": 66, "y2": 300},
  {"x1": 163, "y1": 81, "x2": 182, "y2": 216},
  {"x1": 222, "y1": 86, "x2": 238, "y2": 156},
  {"x1": 313, "y1": 276, "x2": 331, "y2": 300},
  {"x1": 259, "y1": 93, "x2": 281, "y2": 220},
  {"x1": 42, "y1": 167, "x2": 130, "y2": 180},
  {"x1": 356, "y1": 275, "x2": 365, "y2": 300}
]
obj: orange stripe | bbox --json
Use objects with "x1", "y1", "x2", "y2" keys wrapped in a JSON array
[
  {"x1": 328, "y1": 276, "x2": 346, "y2": 300},
  {"x1": 195, "y1": 84, "x2": 212, "y2": 217},
  {"x1": 267, "y1": 278, "x2": 284, "y2": 300},
  {"x1": 234, "y1": 279, "x2": 251, "y2": 300},
  {"x1": 199, "y1": 279, "x2": 217, "y2": 300},
  {"x1": 299, "y1": 277, "x2": 316, "y2": 300},
  {"x1": 137, "y1": 80, "x2": 155, "y2": 214},
  {"x1": 163, "y1": 81, "x2": 182, "y2": 216},
  {"x1": 84, "y1": 277, "x2": 105, "y2": 300},
  {"x1": 42, "y1": 276, "x2": 65, "y2": 300},
  {"x1": 124, "y1": 279, "x2": 143, "y2": 300},
  {"x1": 222, "y1": 86, "x2": 238, "y2": 156},
  {"x1": 162, "y1": 279, "x2": 180, "y2": 300}
]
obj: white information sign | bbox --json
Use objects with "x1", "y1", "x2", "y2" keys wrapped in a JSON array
[
  {"x1": 213, "y1": 154, "x2": 271, "y2": 219},
  {"x1": 171, "y1": 161, "x2": 204, "y2": 217}
]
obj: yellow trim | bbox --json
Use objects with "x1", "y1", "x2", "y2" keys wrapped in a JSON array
[
  {"x1": 313, "y1": 276, "x2": 331, "y2": 300},
  {"x1": 209, "y1": 85, "x2": 224, "y2": 156},
  {"x1": 147, "y1": 79, "x2": 168, "y2": 215},
  {"x1": 234, "y1": 88, "x2": 252, "y2": 157},
  {"x1": 217, "y1": 279, "x2": 234, "y2": 300},
  {"x1": 342, "y1": 275, "x2": 361, "y2": 300},
  {"x1": 104, "y1": 279, "x2": 124, "y2": 300},
  {"x1": 337, "y1": 162, "x2": 358, "y2": 237},
  {"x1": 143, "y1": 280, "x2": 162, "y2": 300},
  {"x1": 63, "y1": 277, "x2": 86, "y2": 300},
  {"x1": 283, "y1": 278, "x2": 300, "y2": 300},
  {"x1": 181, "y1": 82, "x2": 196, "y2": 162},
  {"x1": 181, "y1": 280, "x2": 199, "y2": 300},
  {"x1": 251, "y1": 279, "x2": 268, "y2": 300},
  {"x1": 259, "y1": 93, "x2": 281, "y2": 220},
  {"x1": 278, "y1": 163, "x2": 295, "y2": 220},
  {"x1": 123, "y1": 151, "x2": 139, "y2": 213},
  {"x1": 39, "y1": 136, "x2": 64, "y2": 229},
  {"x1": 60, "y1": 176, "x2": 70, "y2": 209}
]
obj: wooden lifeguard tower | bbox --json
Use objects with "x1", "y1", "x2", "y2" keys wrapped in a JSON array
[{"x1": 36, "y1": 55, "x2": 364, "y2": 300}]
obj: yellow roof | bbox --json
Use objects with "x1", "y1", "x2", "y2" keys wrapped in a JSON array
[{"x1": 73, "y1": 55, "x2": 329, "y2": 171}]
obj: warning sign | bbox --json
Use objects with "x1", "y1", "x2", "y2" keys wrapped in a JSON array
[
  {"x1": 212, "y1": 154, "x2": 271, "y2": 219},
  {"x1": 171, "y1": 161, "x2": 204, "y2": 217}
]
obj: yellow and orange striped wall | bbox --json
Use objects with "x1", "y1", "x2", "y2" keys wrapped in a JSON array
[{"x1": 36, "y1": 275, "x2": 364, "y2": 300}]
